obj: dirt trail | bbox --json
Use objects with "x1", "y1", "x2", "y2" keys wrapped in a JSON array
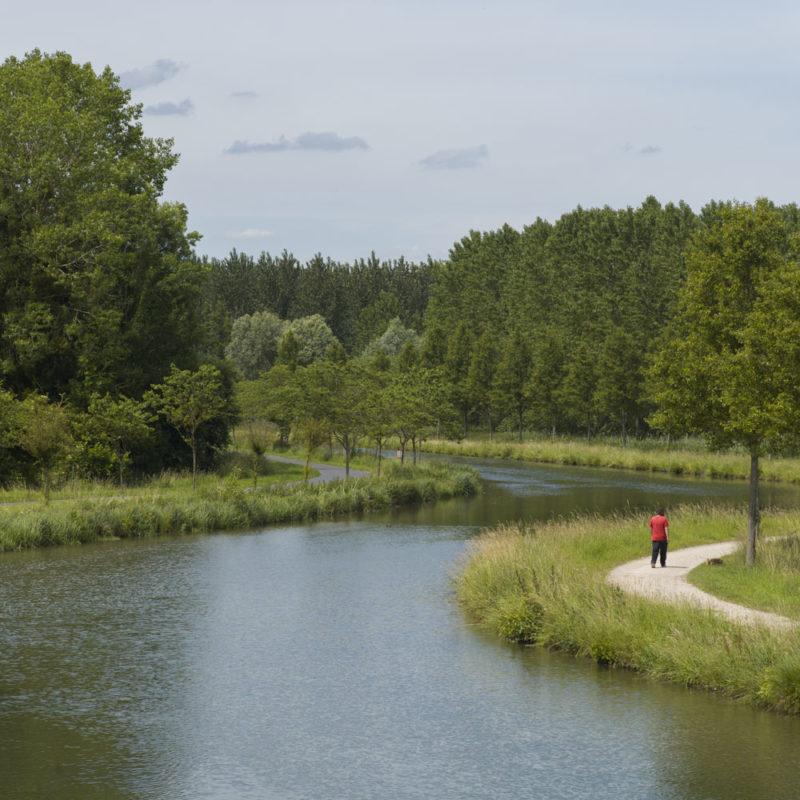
[{"x1": 607, "y1": 541, "x2": 797, "y2": 630}]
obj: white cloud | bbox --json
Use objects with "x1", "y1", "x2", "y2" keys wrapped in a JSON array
[
  {"x1": 419, "y1": 145, "x2": 489, "y2": 170},
  {"x1": 143, "y1": 99, "x2": 194, "y2": 116},
  {"x1": 225, "y1": 132, "x2": 369, "y2": 154},
  {"x1": 226, "y1": 228, "x2": 275, "y2": 240},
  {"x1": 120, "y1": 59, "x2": 182, "y2": 90}
]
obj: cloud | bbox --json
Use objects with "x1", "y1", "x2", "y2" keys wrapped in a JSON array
[
  {"x1": 143, "y1": 99, "x2": 194, "y2": 116},
  {"x1": 231, "y1": 91, "x2": 259, "y2": 99},
  {"x1": 625, "y1": 142, "x2": 663, "y2": 156},
  {"x1": 419, "y1": 145, "x2": 489, "y2": 170},
  {"x1": 226, "y1": 228, "x2": 274, "y2": 240},
  {"x1": 225, "y1": 131, "x2": 370, "y2": 154},
  {"x1": 120, "y1": 59, "x2": 182, "y2": 90}
]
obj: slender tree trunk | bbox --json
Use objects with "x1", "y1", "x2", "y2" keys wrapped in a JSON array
[
  {"x1": 488, "y1": 409, "x2": 494, "y2": 442},
  {"x1": 551, "y1": 413, "x2": 556, "y2": 444},
  {"x1": 621, "y1": 413, "x2": 627, "y2": 449},
  {"x1": 117, "y1": 442, "x2": 125, "y2": 497},
  {"x1": 191, "y1": 435, "x2": 198, "y2": 490},
  {"x1": 344, "y1": 434, "x2": 350, "y2": 478},
  {"x1": 518, "y1": 409, "x2": 523, "y2": 443},
  {"x1": 746, "y1": 451, "x2": 760, "y2": 567},
  {"x1": 412, "y1": 434, "x2": 418, "y2": 465}
]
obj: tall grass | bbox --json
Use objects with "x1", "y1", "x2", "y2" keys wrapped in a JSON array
[
  {"x1": 455, "y1": 507, "x2": 800, "y2": 714},
  {"x1": 690, "y1": 533, "x2": 800, "y2": 619},
  {"x1": 426, "y1": 437, "x2": 800, "y2": 484},
  {"x1": 0, "y1": 461, "x2": 480, "y2": 552}
]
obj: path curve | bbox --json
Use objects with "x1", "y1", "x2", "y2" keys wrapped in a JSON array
[
  {"x1": 607, "y1": 541, "x2": 797, "y2": 630},
  {"x1": 265, "y1": 454, "x2": 369, "y2": 485}
]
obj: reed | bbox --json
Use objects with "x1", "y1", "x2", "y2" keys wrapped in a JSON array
[
  {"x1": 426, "y1": 438, "x2": 800, "y2": 484},
  {"x1": 455, "y1": 507, "x2": 800, "y2": 714},
  {"x1": 0, "y1": 461, "x2": 479, "y2": 552}
]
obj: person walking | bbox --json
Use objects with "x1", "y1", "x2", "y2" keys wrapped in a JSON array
[{"x1": 649, "y1": 507, "x2": 669, "y2": 568}]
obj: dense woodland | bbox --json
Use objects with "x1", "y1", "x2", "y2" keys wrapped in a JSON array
[{"x1": 5, "y1": 51, "x2": 800, "y2": 507}]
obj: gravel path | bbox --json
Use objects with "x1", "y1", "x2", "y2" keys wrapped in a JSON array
[
  {"x1": 265, "y1": 454, "x2": 369, "y2": 485},
  {"x1": 607, "y1": 541, "x2": 797, "y2": 630}
]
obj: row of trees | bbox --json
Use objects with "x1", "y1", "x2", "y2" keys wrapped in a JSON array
[
  {"x1": 0, "y1": 365, "x2": 234, "y2": 499},
  {"x1": 201, "y1": 249, "x2": 434, "y2": 355}
]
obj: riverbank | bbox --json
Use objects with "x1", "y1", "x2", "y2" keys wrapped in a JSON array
[
  {"x1": 455, "y1": 506, "x2": 800, "y2": 714},
  {"x1": 425, "y1": 438, "x2": 800, "y2": 483},
  {"x1": 0, "y1": 461, "x2": 480, "y2": 551}
]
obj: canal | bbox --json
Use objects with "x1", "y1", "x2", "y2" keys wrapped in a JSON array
[{"x1": 2, "y1": 458, "x2": 800, "y2": 799}]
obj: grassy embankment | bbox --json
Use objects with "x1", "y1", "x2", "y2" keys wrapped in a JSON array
[
  {"x1": 0, "y1": 456, "x2": 312, "y2": 504},
  {"x1": 456, "y1": 506, "x2": 800, "y2": 714},
  {"x1": 0, "y1": 460, "x2": 480, "y2": 552},
  {"x1": 425, "y1": 436, "x2": 800, "y2": 483}
]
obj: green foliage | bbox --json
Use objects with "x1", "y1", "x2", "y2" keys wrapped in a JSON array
[
  {"x1": 225, "y1": 310, "x2": 287, "y2": 379},
  {"x1": 16, "y1": 395, "x2": 72, "y2": 502},
  {"x1": 0, "y1": 50, "x2": 203, "y2": 401},
  {"x1": 0, "y1": 461, "x2": 480, "y2": 551},
  {"x1": 456, "y1": 509, "x2": 800, "y2": 714},
  {"x1": 147, "y1": 364, "x2": 234, "y2": 488}
]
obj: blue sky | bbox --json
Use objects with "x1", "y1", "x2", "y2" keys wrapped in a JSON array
[{"x1": 5, "y1": 1, "x2": 800, "y2": 262}]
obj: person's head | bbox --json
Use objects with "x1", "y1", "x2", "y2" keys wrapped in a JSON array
[{"x1": 656, "y1": 507, "x2": 666, "y2": 516}]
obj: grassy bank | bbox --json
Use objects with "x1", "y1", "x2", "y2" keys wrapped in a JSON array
[
  {"x1": 456, "y1": 506, "x2": 800, "y2": 714},
  {"x1": 690, "y1": 535, "x2": 800, "y2": 619},
  {"x1": 0, "y1": 456, "x2": 311, "y2": 504},
  {"x1": 425, "y1": 438, "x2": 800, "y2": 484},
  {"x1": 0, "y1": 461, "x2": 480, "y2": 552}
]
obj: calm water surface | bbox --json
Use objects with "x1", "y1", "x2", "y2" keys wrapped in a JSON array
[{"x1": 2, "y1": 458, "x2": 800, "y2": 799}]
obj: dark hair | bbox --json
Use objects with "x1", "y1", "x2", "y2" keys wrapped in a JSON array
[{"x1": 657, "y1": 507, "x2": 666, "y2": 516}]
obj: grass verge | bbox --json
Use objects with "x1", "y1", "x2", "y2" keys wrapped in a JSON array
[
  {"x1": 425, "y1": 438, "x2": 800, "y2": 484},
  {"x1": 689, "y1": 535, "x2": 800, "y2": 619},
  {"x1": 455, "y1": 506, "x2": 800, "y2": 714},
  {"x1": 0, "y1": 461, "x2": 480, "y2": 552}
]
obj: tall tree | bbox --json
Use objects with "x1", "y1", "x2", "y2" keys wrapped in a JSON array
[
  {"x1": 594, "y1": 328, "x2": 643, "y2": 447},
  {"x1": 0, "y1": 50, "x2": 203, "y2": 401},
  {"x1": 650, "y1": 199, "x2": 800, "y2": 566},
  {"x1": 147, "y1": 365, "x2": 232, "y2": 489}
]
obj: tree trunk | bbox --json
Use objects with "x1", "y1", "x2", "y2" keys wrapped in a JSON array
[
  {"x1": 117, "y1": 442, "x2": 125, "y2": 497},
  {"x1": 488, "y1": 410, "x2": 494, "y2": 442},
  {"x1": 746, "y1": 450, "x2": 760, "y2": 567},
  {"x1": 621, "y1": 413, "x2": 627, "y2": 449},
  {"x1": 191, "y1": 435, "x2": 198, "y2": 490},
  {"x1": 518, "y1": 409, "x2": 523, "y2": 443},
  {"x1": 551, "y1": 413, "x2": 556, "y2": 444},
  {"x1": 344, "y1": 434, "x2": 350, "y2": 478}
]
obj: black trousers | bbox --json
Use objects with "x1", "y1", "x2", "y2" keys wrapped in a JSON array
[{"x1": 651, "y1": 540, "x2": 668, "y2": 566}]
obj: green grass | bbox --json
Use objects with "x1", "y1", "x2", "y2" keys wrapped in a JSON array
[
  {"x1": 690, "y1": 535, "x2": 800, "y2": 619},
  {"x1": 455, "y1": 506, "x2": 800, "y2": 714},
  {"x1": 0, "y1": 455, "x2": 312, "y2": 504},
  {"x1": 0, "y1": 460, "x2": 480, "y2": 552},
  {"x1": 425, "y1": 437, "x2": 800, "y2": 484}
]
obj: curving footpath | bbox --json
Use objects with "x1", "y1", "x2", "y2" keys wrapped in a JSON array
[
  {"x1": 265, "y1": 454, "x2": 369, "y2": 485},
  {"x1": 607, "y1": 542, "x2": 797, "y2": 630}
]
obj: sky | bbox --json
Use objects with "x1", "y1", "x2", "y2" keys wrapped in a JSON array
[{"x1": 4, "y1": 1, "x2": 800, "y2": 263}]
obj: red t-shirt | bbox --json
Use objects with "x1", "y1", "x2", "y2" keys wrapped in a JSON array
[{"x1": 649, "y1": 515, "x2": 669, "y2": 541}]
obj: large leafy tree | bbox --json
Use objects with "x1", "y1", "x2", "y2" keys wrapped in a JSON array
[
  {"x1": 0, "y1": 50, "x2": 203, "y2": 401},
  {"x1": 650, "y1": 200, "x2": 800, "y2": 566},
  {"x1": 147, "y1": 365, "x2": 232, "y2": 489}
]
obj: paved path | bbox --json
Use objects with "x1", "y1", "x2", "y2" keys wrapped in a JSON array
[
  {"x1": 265, "y1": 454, "x2": 369, "y2": 485},
  {"x1": 607, "y1": 541, "x2": 797, "y2": 630}
]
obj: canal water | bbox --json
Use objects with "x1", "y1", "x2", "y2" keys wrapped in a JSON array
[{"x1": 2, "y1": 459, "x2": 800, "y2": 799}]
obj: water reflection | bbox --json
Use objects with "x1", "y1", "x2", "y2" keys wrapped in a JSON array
[{"x1": 2, "y1": 460, "x2": 800, "y2": 799}]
